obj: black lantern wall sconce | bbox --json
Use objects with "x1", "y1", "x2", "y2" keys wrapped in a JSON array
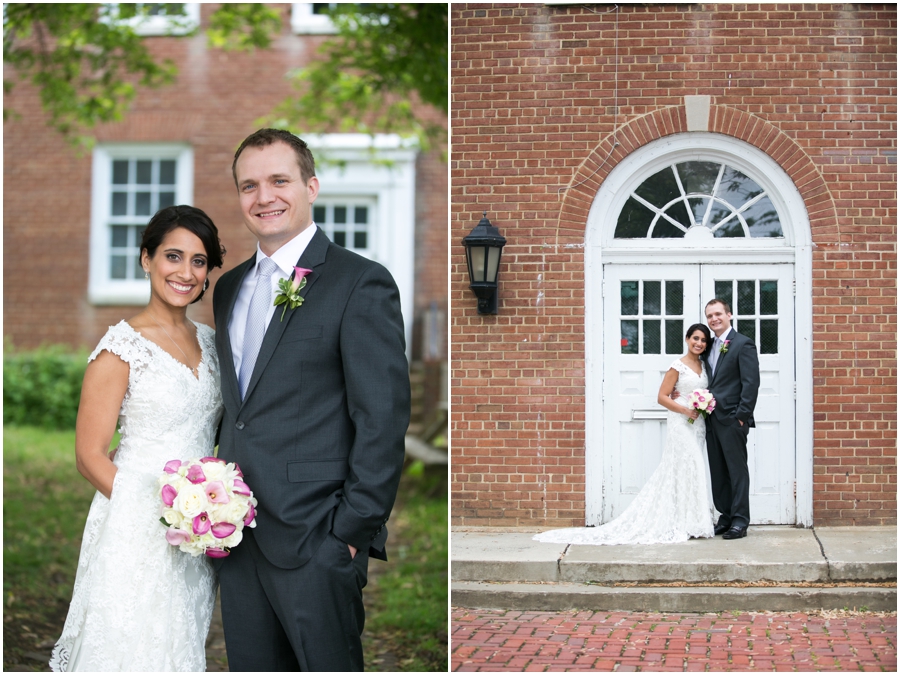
[{"x1": 462, "y1": 211, "x2": 507, "y2": 315}]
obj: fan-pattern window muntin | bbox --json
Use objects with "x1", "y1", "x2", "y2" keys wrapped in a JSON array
[
  {"x1": 313, "y1": 201, "x2": 373, "y2": 255},
  {"x1": 713, "y1": 279, "x2": 779, "y2": 354},
  {"x1": 615, "y1": 161, "x2": 785, "y2": 240},
  {"x1": 109, "y1": 158, "x2": 177, "y2": 280},
  {"x1": 620, "y1": 280, "x2": 686, "y2": 355}
]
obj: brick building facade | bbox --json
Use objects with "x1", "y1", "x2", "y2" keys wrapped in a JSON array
[
  {"x1": 451, "y1": 3, "x2": 896, "y2": 526},
  {"x1": 4, "y1": 3, "x2": 447, "y2": 426}
]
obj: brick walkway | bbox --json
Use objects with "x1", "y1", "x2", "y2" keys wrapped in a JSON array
[{"x1": 452, "y1": 608, "x2": 897, "y2": 672}]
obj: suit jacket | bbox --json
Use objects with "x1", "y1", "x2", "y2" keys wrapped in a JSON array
[
  {"x1": 705, "y1": 328, "x2": 760, "y2": 428},
  {"x1": 212, "y1": 228, "x2": 410, "y2": 569}
]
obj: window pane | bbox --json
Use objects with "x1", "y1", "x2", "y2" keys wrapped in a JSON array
[
  {"x1": 112, "y1": 160, "x2": 129, "y2": 184},
  {"x1": 135, "y1": 192, "x2": 152, "y2": 216},
  {"x1": 334, "y1": 231, "x2": 346, "y2": 247},
  {"x1": 760, "y1": 320, "x2": 778, "y2": 354},
  {"x1": 665, "y1": 280, "x2": 683, "y2": 315},
  {"x1": 354, "y1": 232, "x2": 367, "y2": 249},
  {"x1": 744, "y1": 195, "x2": 783, "y2": 238},
  {"x1": 706, "y1": 200, "x2": 734, "y2": 228},
  {"x1": 735, "y1": 319, "x2": 756, "y2": 342},
  {"x1": 159, "y1": 160, "x2": 176, "y2": 184},
  {"x1": 688, "y1": 197, "x2": 709, "y2": 226},
  {"x1": 658, "y1": 200, "x2": 691, "y2": 231},
  {"x1": 111, "y1": 255, "x2": 127, "y2": 279},
  {"x1": 714, "y1": 280, "x2": 732, "y2": 309},
  {"x1": 334, "y1": 206, "x2": 347, "y2": 224},
  {"x1": 665, "y1": 319, "x2": 683, "y2": 354},
  {"x1": 614, "y1": 196, "x2": 653, "y2": 238},
  {"x1": 716, "y1": 167, "x2": 763, "y2": 209},
  {"x1": 713, "y1": 216, "x2": 745, "y2": 238},
  {"x1": 111, "y1": 225, "x2": 128, "y2": 247},
  {"x1": 620, "y1": 281, "x2": 638, "y2": 315},
  {"x1": 634, "y1": 166, "x2": 680, "y2": 208},
  {"x1": 158, "y1": 192, "x2": 175, "y2": 209},
  {"x1": 354, "y1": 206, "x2": 368, "y2": 224},
  {"x1": 643, "y1": 319, "x2": 661, "y2": 354},
  {"x1": 313, "y1": 205, "x2": 326, "y2": 223},
  {"x1": 643, "y1": 281, "x2": 661, "y2": 315},
  {"x1": 677, "y1": 161, "x2": 720, "y2": 195},
  {"x1": 112, "y1": 192, "x2": 128, "y2": 216},
  {"x1": 620, "y1": 320, "x2": 638, "y2": 354},
  {"x1": 760, "y1": 280, "x2": 778, "y2": 315},
  {"x1": 136, "y1": 160, "x2": 152, "y2": 184},
  {"x1": 737, "y1": 280, "x2": 755, "y2": 315}
]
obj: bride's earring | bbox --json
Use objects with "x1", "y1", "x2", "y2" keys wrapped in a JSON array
[{"x1": 144, "y1": 269, "x2": 150, "y2": 279}]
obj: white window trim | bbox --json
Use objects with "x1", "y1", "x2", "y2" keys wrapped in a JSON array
[
  {"x1": 584, "y1": 132, "x2": 814, "y2": 527},
  {"x1": 305, "y1": 133, "x2": 417, "y2": 353},
  {"x1": 101, "y1": 3, "x2": 200, "y2": 36},
  {"x1": 89, "y1": 143, "x2": 193, "y2": 305},
  {"x1": 291, "y1": 3, "x2": 338, "y2": 34}
]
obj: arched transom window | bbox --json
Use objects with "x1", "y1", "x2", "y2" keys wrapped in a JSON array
[{"x1": 615, "y1": 161, "x2": 784, "y2": 240}]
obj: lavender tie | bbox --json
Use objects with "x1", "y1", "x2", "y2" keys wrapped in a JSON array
[{"x1": 239, "y1": 257, "x2": 279, "y2": 399}]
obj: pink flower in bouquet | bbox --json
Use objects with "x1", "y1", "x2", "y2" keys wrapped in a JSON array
[
  {"x1": 233, "y1": 462, "x2": 244, "y2": 478},
  {"x1": 205, "y1": 481, "x2": 230, "y2": 504},
  {"x1": 205, "y1": 548, "x2": 229, "y2": 558},
  {"x1": 161, "y1": 484, "x2": 178, "y2": 506},
  {"x1": 232, "y1": 479, "x2": 251, "y2": 496},
  {"x1": 200, "y1": 456, "x2": 225, "y2": 464},
  {"x1": 165, "y1": 528, "x2": 191, "y2": 546},
  {"x1": 211, "y1": 522, "x2": 237, "y2": 539},
  {"x1": 164, "y1": 459, "x2": 183, "y2": 474},
  {"x1": 186, "y1": 464, "x2": 207, "y2": 484},
  {"x1": 243, "y1": 502, "x2": 257, "y2": 528},
  {"x1": 192, "y1": 513, "x2": 211, "y2": 535}
]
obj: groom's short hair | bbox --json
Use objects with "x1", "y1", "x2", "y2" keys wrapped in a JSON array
[
  {"x1": 232, "y1": 128, "x2": 317, "y2": 187},
  {"x1": 705, "y1": 298, "x2": 732, "y2": 314}
]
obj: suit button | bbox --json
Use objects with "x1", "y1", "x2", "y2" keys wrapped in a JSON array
[{"x1": 235, "y1": 421, "x2": 245, "y2": 430}]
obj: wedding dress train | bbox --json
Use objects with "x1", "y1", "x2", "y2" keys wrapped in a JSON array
[
  {"x1": 535, "y1": 359, "x2": 716, "y2": 546},
  {"x1": 51, "y1": 321, "x2": 222, "y2": 671}
]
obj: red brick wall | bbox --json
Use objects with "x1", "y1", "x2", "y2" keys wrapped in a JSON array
[
  {"x1": 451, "y1": 3, "x2": 896, "y2": 526},
  {"x1": 4, "y1": 3, "x2": 447, "y2": 366}
]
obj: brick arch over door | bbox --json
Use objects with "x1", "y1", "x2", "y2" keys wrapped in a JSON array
[{"x1": 556, "y1": 105, "x2": 839, "y2": 243}]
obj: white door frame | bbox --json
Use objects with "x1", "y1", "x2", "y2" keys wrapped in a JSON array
[{"x1": 584, "y1": 133, "x2": 814, "y2": 526}]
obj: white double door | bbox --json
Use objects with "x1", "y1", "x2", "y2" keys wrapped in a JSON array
[{"x1": 600, "y1": 264, "x2": 795, "y2": 524}]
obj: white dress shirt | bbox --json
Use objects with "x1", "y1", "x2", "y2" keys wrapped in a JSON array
[{"x1": 228, "y1": 224, "x2": 318, "y2": 376}]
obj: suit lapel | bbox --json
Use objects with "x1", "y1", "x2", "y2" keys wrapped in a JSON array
[
  {"x1": 219, "y1": 255, "x2": 256, "y2": 410},
  {"x1": 241, "y1": 228, "x2": 330, "y2": 404},
  {"x1": 710, "y1": 328, "x2": 735, "y2": 385}
]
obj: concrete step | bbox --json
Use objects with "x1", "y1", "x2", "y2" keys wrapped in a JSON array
[
  {"x1": 451, "y1": 526, "x2": 896, "y2": 612},
  {"x1": 452, "y1": 581, "x2": 897, "y2": 613},
  {"x1": 452, "y1": 527, "x2": 897, "y2": 584}
]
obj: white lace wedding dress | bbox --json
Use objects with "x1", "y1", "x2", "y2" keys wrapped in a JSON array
[
  {"x1": 535, "y1": 359, "x2": 716, "y2": 545},
  {"x1": 50, "y1": 320, "x2": 223, "y2": 672}
]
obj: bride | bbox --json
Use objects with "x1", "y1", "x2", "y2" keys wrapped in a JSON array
[
  {"x1": 50, "y1": 205, "x2": 226, "y2": 671},
  {"x1": 535, "y1": 324, "x2": 716, "y2": 546}
]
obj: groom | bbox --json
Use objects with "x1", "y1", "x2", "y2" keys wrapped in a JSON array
[
  {"x1": 704, "y1": 299, "x2": 760, "y2": 540},
  {"x1": 212, "y1": 129, "x2": 410, "y2": 671}
]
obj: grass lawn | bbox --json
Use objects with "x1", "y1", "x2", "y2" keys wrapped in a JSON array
[{"x1": 3, "y1": 425, "x2": 448, "y2": 671}]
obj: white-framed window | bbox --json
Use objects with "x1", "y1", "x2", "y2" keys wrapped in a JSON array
[
  {"x1": 291, "y1": 3, "x2": 339, "y2": 34},
  {"x1": 89, "y1": 143, "x2": 193, "y2": 305},
  {"x1": 305, "y1": 134, "x2": 417, "y2": 351},
  {"x1": 313, "y1": 198, "x2": 377, "y2": 258},
  {"x1": 101, "y1": 3, "x2": 200, "y2": 36}
]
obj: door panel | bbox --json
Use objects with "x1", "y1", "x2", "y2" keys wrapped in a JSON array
[{"x1": 601, "y1": 264, "x2": 796, "y2": 524}]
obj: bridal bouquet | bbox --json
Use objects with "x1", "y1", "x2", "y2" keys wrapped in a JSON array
[
  {"x1": 158, "y1": 457, "x2": 257, "y2": 558},
  {"x1": 687, "y1": 388, "x2": 716, "y2": 425}
]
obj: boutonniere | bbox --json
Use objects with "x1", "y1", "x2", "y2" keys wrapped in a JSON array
[
  {"x1": 719, "y1": 340, "x2": 731, "y2": 354},
  {"x1": 273, "y1": 267, "x2": 313, "y2": 321}
]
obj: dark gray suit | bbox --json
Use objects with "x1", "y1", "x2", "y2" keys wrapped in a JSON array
[
  {"x1": 212, "y1": 228, "x2": 410, "y2": 671},
  {"x1": 705, "y1": 328, "x2": 760, "y2": 529}
]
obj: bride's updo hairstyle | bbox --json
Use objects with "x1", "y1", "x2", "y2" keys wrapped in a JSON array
[
  {"x1": 686, "y1": 322, "x2": 712, "y2": 356},
  {"x1": 140, "y1": 205, "x2": 226, "y2": 303}
]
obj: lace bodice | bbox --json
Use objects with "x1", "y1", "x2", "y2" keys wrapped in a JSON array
[
  {"x1": 90, "y1": 321, "x2": 223, "y2": 476},
  {"x1": 668, "y1": 358, "x2": 709, "y2": 411},
  {"x1": 51, "y1": 321, "x2": 222, "y2": 671}
]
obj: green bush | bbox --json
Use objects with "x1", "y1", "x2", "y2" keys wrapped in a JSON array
[{"x1": 3, "y1": 344, "x2": 88, "y2": 429}]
